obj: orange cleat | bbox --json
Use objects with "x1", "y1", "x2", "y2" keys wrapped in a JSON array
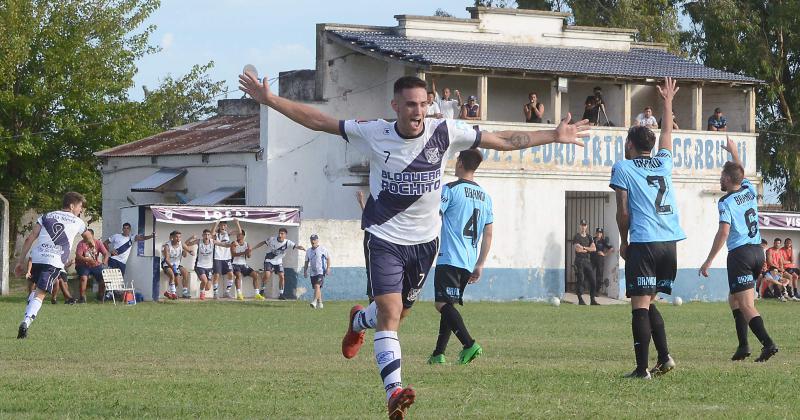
[
  {"x1": 341, "y1": 305, "x2": 365, "y2": 359},
  {"x1": 387, "y1": 386, "x2": 416, "y2": 420}
]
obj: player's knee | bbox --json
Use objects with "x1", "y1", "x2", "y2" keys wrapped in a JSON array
[{"x1": 434, "y1": 302, "x2": 446, "y2": 312}]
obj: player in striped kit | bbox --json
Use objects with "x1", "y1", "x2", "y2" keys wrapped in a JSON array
[{"x1": 232, "y1": 230, "x2": 262, "y2": 300}]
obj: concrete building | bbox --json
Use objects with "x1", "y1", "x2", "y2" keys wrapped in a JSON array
[{"x1": 98, "y1": 7, "x2": 763, "y2": 302}]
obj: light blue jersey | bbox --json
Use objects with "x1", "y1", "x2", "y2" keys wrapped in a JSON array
[
  {"x1": 610, "y1": 149, "x2": 686, "y2": 243},
  {"x1": 438, "y1": 179, "x2": 493, "y2": 271},
  {"x1": 718, "y1": 179, "x2": 760, "y2": 250}
]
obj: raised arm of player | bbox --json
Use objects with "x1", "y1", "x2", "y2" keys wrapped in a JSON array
[
  {"x1": 699, "y1": 223, "x2": 731, "y2": 277},
  {"x1": 14, "y1": 224, "x2": 42, "y2": 276},
  {"x1": 239, "y1": 71, "x2": 339, "y2": 135},
  {"x1": 103, "y1": 238, "x2": 116, "y2": 256},
  {"x1": 469, "y1": 223, "x2": 493, "y2": 284},
  {"x1": 479, "y1": 113, "x2": 590, "y2": 151},
  {"x1": 251, "y1": 240, "x2": 266, "y2": 250},
  {"x1": 134, "y1": 233, "x2": 156, "y2": 242},
  {"x1": 615, "y1": 189, "x2": 630, "y2": 260},
  {"x1": 655, "y1": 77, "x2": 679, "y2": 153},
  {"x1": 721, "y1": 136, "x2": 741, "y2": 167}
]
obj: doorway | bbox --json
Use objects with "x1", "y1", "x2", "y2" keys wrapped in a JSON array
[{"x1": 564, "y1": 191, "x2": 617, "y2": 296}]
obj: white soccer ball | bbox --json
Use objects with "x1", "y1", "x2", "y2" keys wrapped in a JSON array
[
  {"x1": 673, "y1": 297, "x2": 683, "y2": 306},
  {"x1": 549, "y1": 296, "x2": 560, "y2": 307}
]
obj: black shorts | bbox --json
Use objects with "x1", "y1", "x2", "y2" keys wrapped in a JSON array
[
  {"x1": 786, "y1": 267, "x2": 800, "y2": 275},
  {"x1": 195, "y1": 266, "x2": 212, "y2": 279},
  {"x1": 434, "y1": 264, "x2": 471, "y2": 305},
  {"x1": 310, "y1": 275, "x2": 325, "y2": 288},
  {"x1": 625, "y1": 241, "x2": 677, "y2": 297},
  {"x1": 263, "y1": 262, "x2": 283, "y2": 274},
  {"x1": 727, "y1": 244, "x2": 764, "y2": 294},
  {"x1": 31, "y1": 263, "x2": 61, "y2": 293},
  {"x1": 213, "y1": 259, "x2": 232, "y2": 275},
  {"x1": 233, "y1": 264, "x2": 254, "y2": 276},
  {"x1": 107, "y1": 258, "x2": 127, "y2": 275},
  {"x1": 364, "y1": 232, "x2": 372, "y2": 298},
  {"x1": 365, "y1": 231, "x2": 438, "y2": 309}
]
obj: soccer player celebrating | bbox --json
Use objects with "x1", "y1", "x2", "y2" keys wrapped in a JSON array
[
  {"x1": 14, "y1": 192, "x2": 88, "y2": 338},
  {"x1": 232, "y1": 230, "x2": 261, "y2": 300},
  {"x1": 428, "y1": 149, "x2": 493, "y2": 365},
  {"x1": 239, "y1": 71, "x2": 588, "y2": 419},
  {"x1": 610, "y1": 77, "x2": 683, "y2": 379},
  {"x1": 104, "y1": 222, "x2": 155, "y2": 276},
  {"x1": 252, "y1": 227, "x2": 305, "y2": 299},
  {"x1": 161, "y1": 231, "x2": 195, "y2": 300},
  {"x1": 211, "y1": 219, "x2": 241, "y2": 299},
  {"x1": 193, "y1": 229, "x2": 216, "y2": 300},
  {"x1": 699, "y1": 136, "x2": 778, "y2": 362}
]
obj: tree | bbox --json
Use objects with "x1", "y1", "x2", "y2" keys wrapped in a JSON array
[
  {"x1": 684, "y1": 0, "x2": 800, "y2": 209},
  {"x1": 0, "y1": 0, "x2": 224, "y2": 242}
]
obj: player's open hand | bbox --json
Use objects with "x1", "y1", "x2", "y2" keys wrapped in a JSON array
[
  {"x1": 239, "y1": 71, "x2": 272, "y2": 105},
  {"x1": 699, "y1": 261, "x2": 711, "y2": 277},
  {"x1": 555, "y1": 112, "x2": 591, "y2": 146},
  {"x1": 656, "y1": 77, "x2": 679, "y2": 103},
  {"x1": 469, "y1": 266, "x2": 483, "y2": 284}
]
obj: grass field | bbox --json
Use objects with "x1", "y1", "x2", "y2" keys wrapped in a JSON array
[{"x1": 1, "y1": 281, "x2": 798, "y2": 419}]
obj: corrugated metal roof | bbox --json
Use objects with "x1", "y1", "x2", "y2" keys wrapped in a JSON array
[
  {"x1": 187, "y1": 186, "x2": 245, "y2": 205},
  {"x1": 96, "y1": 115, "x2": 260, "y2": 157},
  {"x1": 329, "y1": 30, "x2": 763, "y2": 84},
  {"x1": 130, "y1": 168, "x2": 187, "y2": 192}
]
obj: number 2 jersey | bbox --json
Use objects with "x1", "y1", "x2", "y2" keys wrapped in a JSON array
[
  {"x1": 31, "y1": 211, "x2": 87, "y2": 269},
  {"x1": 609, "y1": 149, "x2": 685, "y2": 243},
  {"x1": 340, "y1": 118, "x2": 481, "y2": 245},
  {"x1": 438, "y1": 179, "x2": 493, "y2": 271},
  {"x1": 718, "y1": 179, "x2": 760, "y2": 250}
]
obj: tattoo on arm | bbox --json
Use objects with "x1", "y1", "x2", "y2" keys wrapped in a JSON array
[{"x1": 508, "y1": 133, "x2": 532, "y2": 149}]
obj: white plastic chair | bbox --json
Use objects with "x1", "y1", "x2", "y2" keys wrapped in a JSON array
[{"x1": 102, "y1": 268, "x2": 136, "y2": 306}]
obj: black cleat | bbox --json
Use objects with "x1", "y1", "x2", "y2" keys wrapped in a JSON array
[
  {"x1": 590, "y1": 300, "x2": 600, "y2": 306},
  {"x1": 17, "y1": 322, "x2": 28, "y2": 339},
  {"x1": 623, "y1": 369, "x2": 651, "y2": 379},
  {"x1": 754, "y1": 344, "x2": 778, "y2": 362},
  {"x1": 731, "y1": 346, "x2": 751, "y2": 361}
]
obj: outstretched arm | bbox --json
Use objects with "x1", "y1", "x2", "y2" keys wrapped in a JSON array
[
  {"x1": 479, "y1": 113, "x2": 590, "y2": 151},
  {"x1": 656, "y1": 77, "x2": 679, "y2": 152},
  {"x1": 239, "y1": 71, "x2": 339, "y2": 135},
  {"x1": 722, "y1": 136, "x2": 741, "y2": 166},
  {"x1": 699, "y1": 223, "x2": 730, "y2": 277}
]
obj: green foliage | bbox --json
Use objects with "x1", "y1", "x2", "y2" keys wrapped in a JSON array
[
  {"x1": 0, "y1": 0, "x2": 224, "y2": 238},
  {"x1": 1, "y1": 296, "x2": 798, "y2": 417},
  {"x1": 684, "y1": 0, "x2": 800, "y2": 209}
]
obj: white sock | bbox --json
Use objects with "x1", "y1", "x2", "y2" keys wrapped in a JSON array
[
  {"x1": 23, "y1": 292, "x2": 43, "y2": 328},
  {"x1": 374, "y1": 330, "x2": 402, "y2": 400},
  {"x1": 236, "y1": 288, "x2": 241, "y2": 294},
  {"x1": 279, "y1": 289, "x2": 284, "y2": 294},
  {"x1": 353, "y1": 301, "x2": 378, "y2": 332},
  {"x1": 169, "y1": 283, "x2": 176, "y2": 293},
  {"x1": 182, "y1": 287, "x2": 188, "y2": 294}
]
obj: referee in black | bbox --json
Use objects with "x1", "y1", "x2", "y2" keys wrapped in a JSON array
[
  {"x1": 573, "y1": 219, "x2": 597, "y2": 305},
  {"x1": 591, "y1": 227, "x2": 614, "y2": 305}
]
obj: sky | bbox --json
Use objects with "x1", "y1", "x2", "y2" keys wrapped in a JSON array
[{"x1": 131, "y1": 0, "x2": 473, "y2": 100}]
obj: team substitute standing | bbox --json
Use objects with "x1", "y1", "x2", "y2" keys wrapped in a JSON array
[
  {"x1": 610, "y1": 77, "x2": 683, "y2": 379},
  {"x1": 14, "y1": 192, "x2": 88, "y2": 338},
  {"x1": 104, "y1": 223, "x2": 155, "y2": 276},
  {"x1": 699, "y1": 137, "x2": 778, "y2": 362},
  {"x1": 428, "y1": 149, "x2": 493, "y2": 365},
  {"x1": 304, "y1": 234, "x2": 331, "y2": 309},
  {"x1": 239, "y1": 70, "x2": 589, "y2": 419}
]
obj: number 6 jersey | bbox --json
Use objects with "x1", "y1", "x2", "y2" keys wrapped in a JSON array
[
  {"x1": 718, "y1": 178, "x2": 760, "y2": 250},
  {"x1": 610, "y1": 149, "x2": 685, "y2": 243}
]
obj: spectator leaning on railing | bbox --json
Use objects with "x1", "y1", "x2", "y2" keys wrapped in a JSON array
[
  {"x1": 426, "y1": 91, "x2": 442, "y2": 118},
  {"x1": 634, "y1": 107, "x2": 658, "y2": 129},
  {"x1": 431, "y1": 79, "x2": 461, "y2": 119},
  {"x1": 460, "y1": 95, "x2": 481, "y2": 120},
  {"x1": 523, "y1": 92, "x2": 544, "y2": 123},
  {"x1": 708, "y1": 108, "x2": 727, "y2": 131}
]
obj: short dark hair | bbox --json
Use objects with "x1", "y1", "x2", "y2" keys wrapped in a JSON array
[
  {"x1": 87, "y1": 228, "x2": 94, "y2": 235},
  {"x1": 786, "y1": 238, "x2": 792, "y2": 243},
  {"x1": 593, "y1": 86, "x2": 602, "y2": 91},
  {"x1": 427, "y1": 91, "x2": 434, "y2": 95},
  {"x1": 170, "y1": 230, "x2": 181, "y2": 237},
  {"x1": 219, "y1": 220, "x2": 228, "y2": 225},
  {"x1": 714, "y1": 107, "x2": 722, "y2": 113},
  {"x1": 644, "y1": 106, "x2": 652, "y2": 111},
  {"x1": 626, "y1": 126, "x2": 656, "y2": 153},
  {"x1": 761, "y1": 239, "x2": 768, "y2": 245},
  {"x1": 722, "y1": 161, "x2": 744, "y2": 185},
  {"x1": 393, "y1": 76, "x2": 427, "y2": 94},
  {"x1": 774, "y1": 238, "x2": 782, "y2": 243},
  {"x1": 122, "y1": 223, "x2": 132, "y2": 229},
  {"x1": 529, "y1": 91, "x2": 537, "y2": 97},
  {"x1": 278, "y1": 227, "x2": 288, "y2": 234},
  {"x1": 62, "y1": 191, "x2": 86, "y2": 209},
  {"x1": 458, "y1": 149, "x2": 484, "y2": 172},
  {"x1": 202, "y1": 229, "x2": 211, "y2": 234}
]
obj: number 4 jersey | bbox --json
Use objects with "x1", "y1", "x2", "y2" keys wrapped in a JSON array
[
  {"x1": 437, "y1": 179, "x2": 493, "y2": 271},
  {"x1": 610, "y1": 149, "x2": 685, "y2": 243},
  {"x1": 718, "y1": 178, "x2": 760, "y2": 250}
]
